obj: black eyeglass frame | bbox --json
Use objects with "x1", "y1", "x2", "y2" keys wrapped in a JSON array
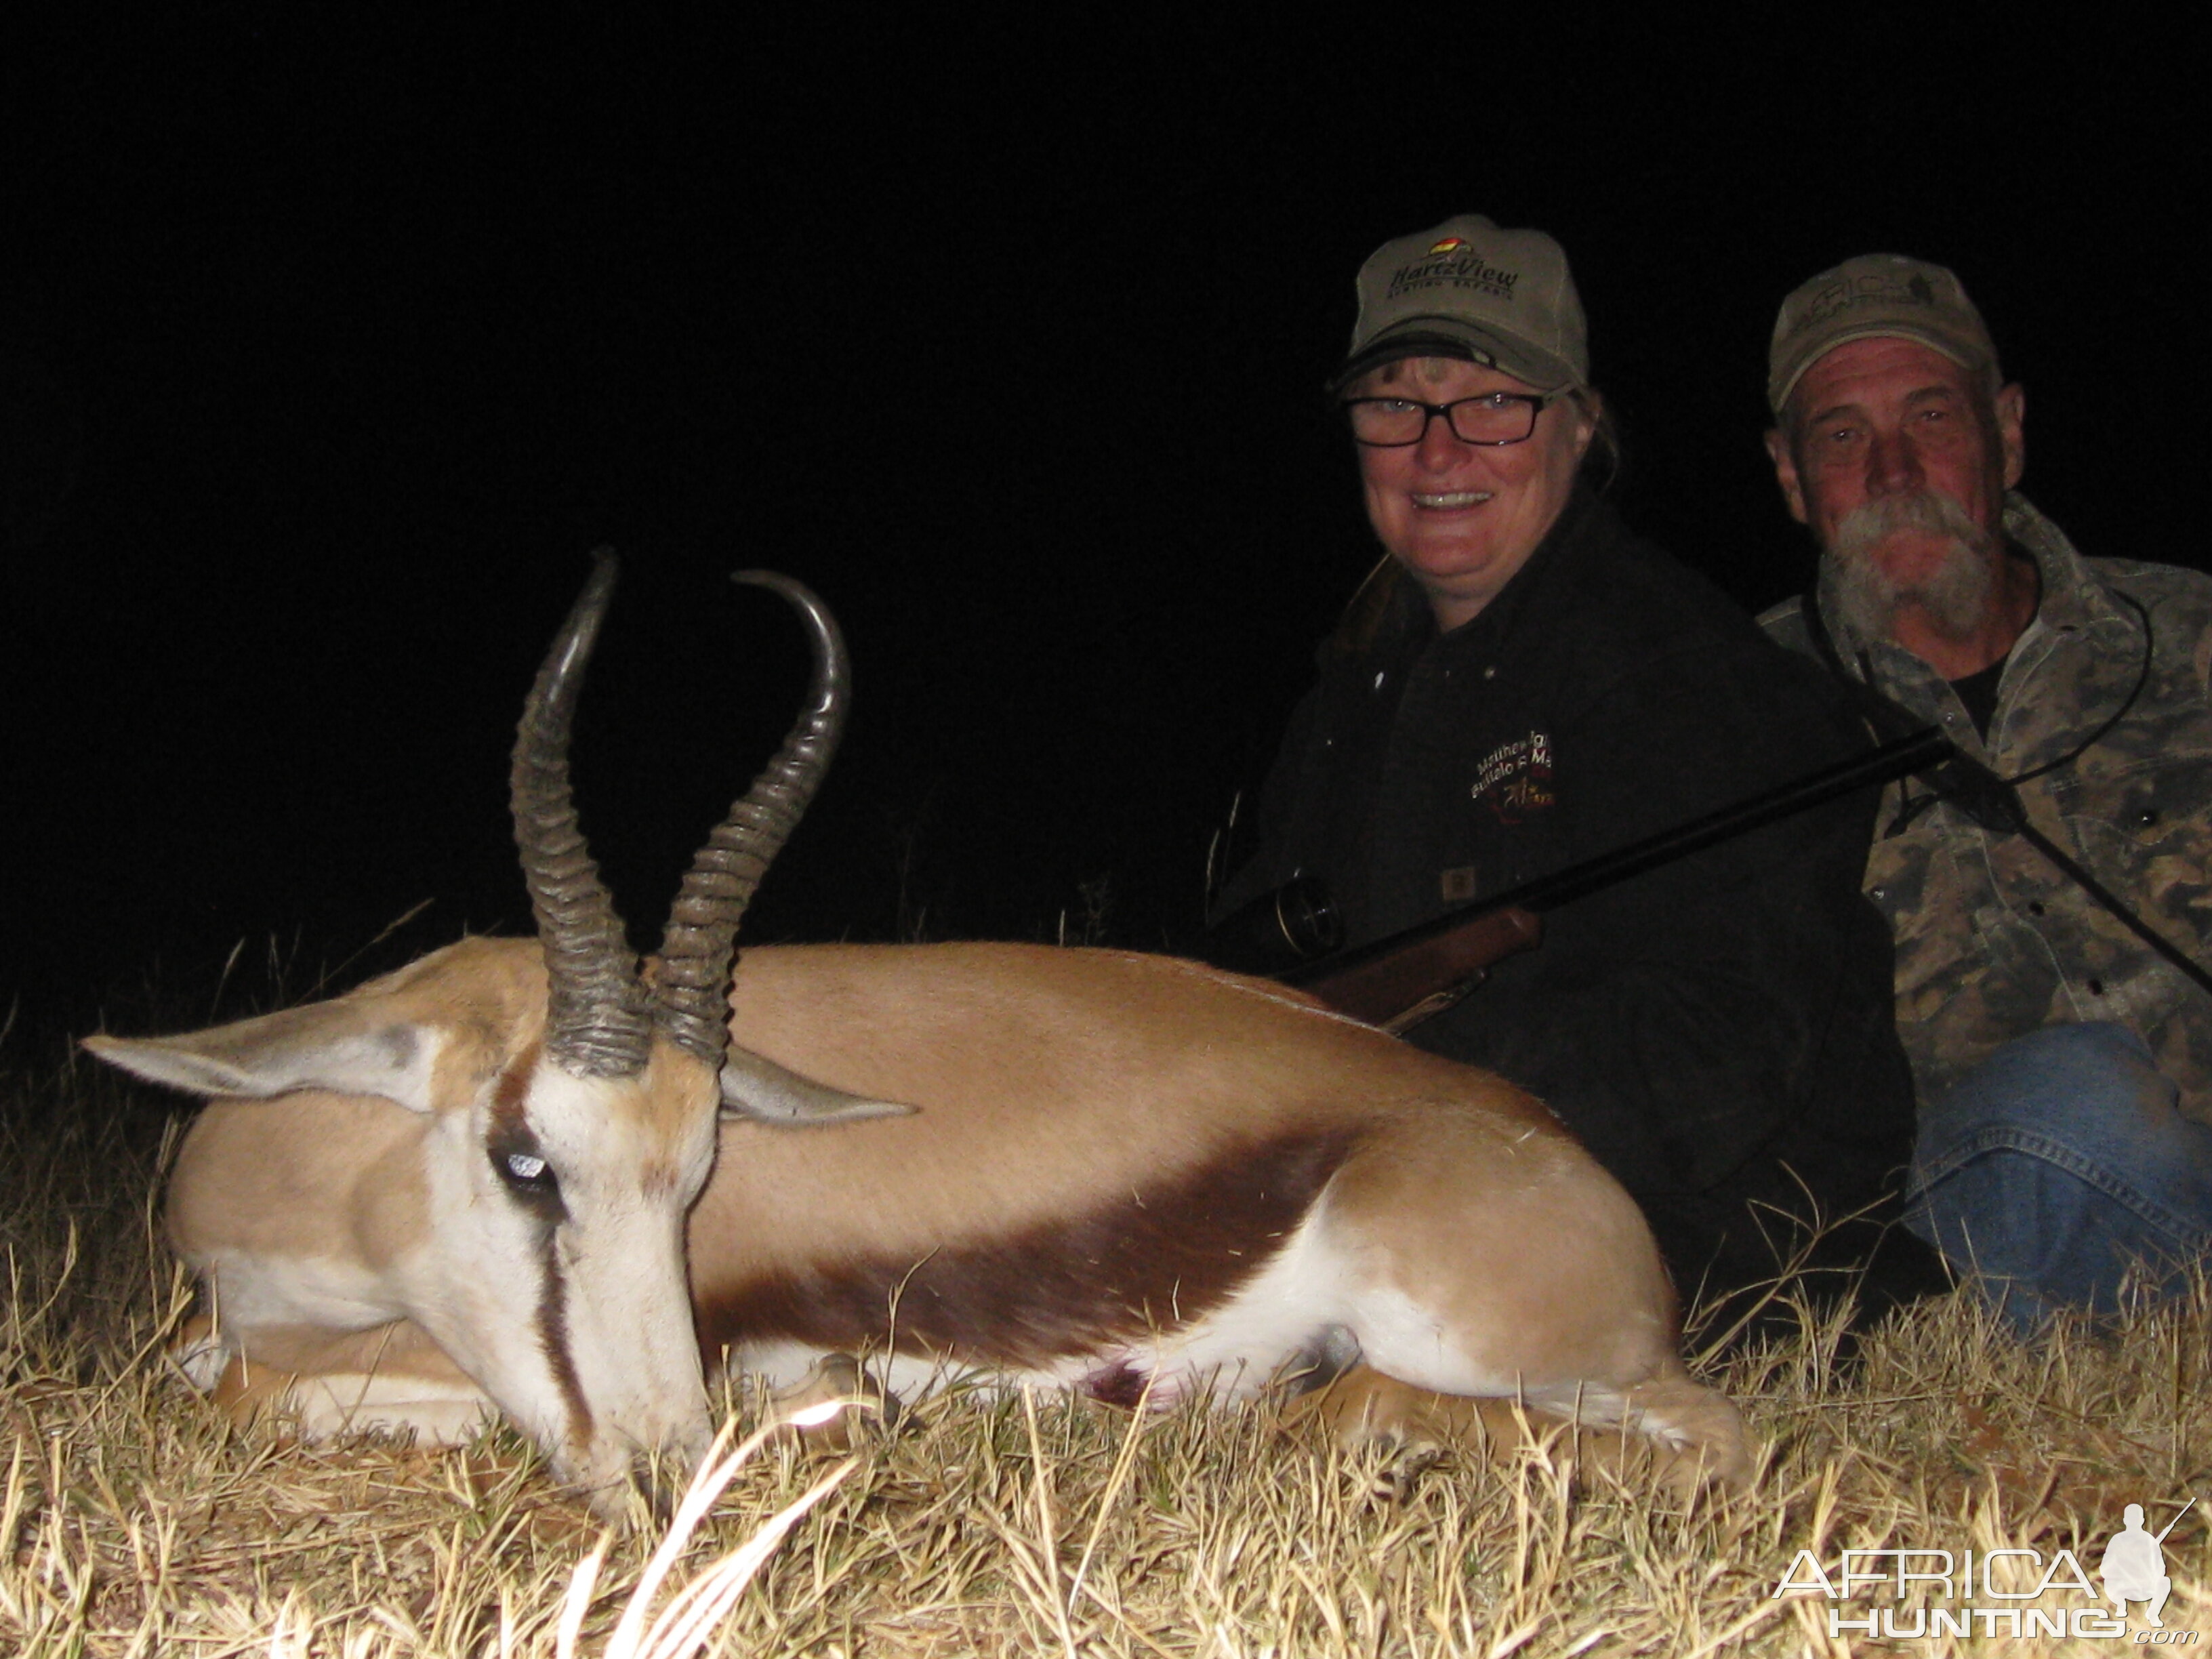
[{"x1": 1340, "y1": 390, "x2": 1567, "y2": 448}]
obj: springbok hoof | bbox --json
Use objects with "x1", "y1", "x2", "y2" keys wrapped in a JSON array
[{"x1": 767, "y1": 1354, "x2": 901, "y2": 1450}]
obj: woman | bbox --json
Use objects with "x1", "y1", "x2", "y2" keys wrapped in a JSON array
[{"x1": 1212, "y1": 216, "x2": 1933, "y2": 1319}]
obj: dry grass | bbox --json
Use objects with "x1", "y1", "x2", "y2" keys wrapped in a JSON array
[{"x1": 7, "y1": 1048, "x2": 2211, "y2": 1656}]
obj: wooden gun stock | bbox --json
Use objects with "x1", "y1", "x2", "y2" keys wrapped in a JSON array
[{"x1": 1294, "y1": 905, "x2": 1542, "y2": 1031}]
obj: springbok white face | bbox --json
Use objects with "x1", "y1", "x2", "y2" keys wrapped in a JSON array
[{"x1": 431, "y1": 1039, "x2": 726, "y2": 1494}]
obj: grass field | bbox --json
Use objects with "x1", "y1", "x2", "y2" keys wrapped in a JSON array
[{"x1": 5, "y1": 1030, "x2": 2209, "y2": 1656}]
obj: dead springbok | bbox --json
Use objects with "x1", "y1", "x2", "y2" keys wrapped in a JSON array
[{"x1": 85, "y1": 554, "x2": 1747, "y2": 1516}]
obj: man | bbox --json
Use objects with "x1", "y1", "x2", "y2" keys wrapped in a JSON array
[
  {"x1": 1211, "y1": 217, "x2": 1931, "y2": 1326},
  {"x1": 1761, "y1": 253, "x2": 2212, "y2": 1330}
]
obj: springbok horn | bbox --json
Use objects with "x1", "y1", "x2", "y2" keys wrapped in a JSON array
[
  {"x1": 512, "y1": 549, "x2": 653, "y2": 1078},
  {"x1": 653, "y1": 571, "x2": 849, "y2": 1068}
]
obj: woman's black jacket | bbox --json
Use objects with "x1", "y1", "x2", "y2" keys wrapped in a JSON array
[{"x1": 1210, "y1": 489, "x2": 1932, "y2": 1310}]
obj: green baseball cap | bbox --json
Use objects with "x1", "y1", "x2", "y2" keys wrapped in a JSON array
[
  {"x1": 1332, "y1": 214, "x2": 1589, "y2": 395},
  {"x1": 1768, "y1": 253, "x2": 2001, "y2": 415}
]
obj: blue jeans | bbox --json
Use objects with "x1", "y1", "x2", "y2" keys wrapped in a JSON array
[{"x1": 1904, "y1": 1022, "x2": 2212, "y2": 1332}]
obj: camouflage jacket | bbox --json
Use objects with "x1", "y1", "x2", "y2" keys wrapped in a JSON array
[{"x1": 1761, "y1": 495, "x2": 2212, "y2": 1122}]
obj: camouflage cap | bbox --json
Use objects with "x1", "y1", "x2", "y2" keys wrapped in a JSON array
[
  {"x1": 1332, "y1": 214, "x2": 1589, "y2": 395},
  {"x1": 1768, "y1": 253, "x2": 2001, "y2": 415}
]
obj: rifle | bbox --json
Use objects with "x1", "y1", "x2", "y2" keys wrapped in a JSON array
[
  {"x1": 1278, "y1": 726, "x2": 1955, "y2": 1031},
  {"x1": 2156, "y1": 1498, "x2": 2196, "y2": 1546}
]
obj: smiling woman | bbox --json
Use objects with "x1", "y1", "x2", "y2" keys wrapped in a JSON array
[
  {"x1": 1343, "y1": 359, "x2": 1597, "y2": 631},
  {"x1": 1208, "y1": 214, "x2": 1946, "y2": 1329}
]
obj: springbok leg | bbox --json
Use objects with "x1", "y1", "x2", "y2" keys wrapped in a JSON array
[{"x1": 182, "y1": 1315, "x2": 495, "y2": 1446}]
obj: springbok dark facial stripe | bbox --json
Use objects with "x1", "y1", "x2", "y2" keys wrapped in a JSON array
[
  {"x1": 487, "y1": 1043, "x2": 594, "y2": 1445},
  {"x1": 535, "y1": 1236, "x2": 593, "y2": 1450},
  {"x1": 693, "y1": 1127, "x2": 1358, "y2": 1368},
  {"x1": 490, "y1": 1042, "x2": 540, "y2": 1139}
]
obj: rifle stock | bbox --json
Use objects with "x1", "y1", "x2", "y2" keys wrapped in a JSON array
[
  {"x1": 1284, "y1": 726, "x2": 1954, "y2": 1030},
  {"x1": 1297, "y1": 905, "x2": 1542, "y2": 1031}
]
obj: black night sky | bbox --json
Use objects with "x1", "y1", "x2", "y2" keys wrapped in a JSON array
[{"x1": 1, "y1": 12, "x2": 2197, "y2": 1043}]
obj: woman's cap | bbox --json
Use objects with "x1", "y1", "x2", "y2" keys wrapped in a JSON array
[{"x1": 1334, "y1": 215, "x2": 1588, "y2": 395}]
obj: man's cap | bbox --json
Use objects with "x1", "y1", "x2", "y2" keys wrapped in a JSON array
[
  {"x1": 1333, "y1": 214, "x2": 1589, "y2": 395},
  {"x1": 1768, "y1": 253, "x2": 2000, "y2": 415}
]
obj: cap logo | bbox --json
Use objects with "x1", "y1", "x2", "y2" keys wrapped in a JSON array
[
  {"x1": 1341, "y1": 218, "x2": 1586, "y2": 392},
  {"x1": 1385, "y1": 247, "x2": 1520, "y2": 304},
  {"x1": 1785, "y1": 269, "x2": 1948, "y2": 342}
]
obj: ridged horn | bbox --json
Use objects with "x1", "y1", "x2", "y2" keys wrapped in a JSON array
[
  {"x1": 512, "y1": 548, "x2": 653, "y2": 1079},
  {"x1": 653, "y1": 571, "x2": 849, "y2": 1068}
]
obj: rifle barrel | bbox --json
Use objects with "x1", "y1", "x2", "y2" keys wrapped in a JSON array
[
  {"x1": 2155, "y1": 1497, "x2": 2196, "y2": 1544},
  {"x1": 1286, "y1": 726, "x2": 1952, "y2": 1000}
]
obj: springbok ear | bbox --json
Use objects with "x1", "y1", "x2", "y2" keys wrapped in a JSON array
[
  {"x1": 718, "y1": 1044, "x2": 918, "y2": 1127},
  {"x1": 83, "y1": 1002, "x2": 441, "y2": 1114}
]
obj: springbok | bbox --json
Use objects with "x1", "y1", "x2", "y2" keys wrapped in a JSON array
[{"x1": 85, "y1": 555, "x2": 1748, "y2": 1516}]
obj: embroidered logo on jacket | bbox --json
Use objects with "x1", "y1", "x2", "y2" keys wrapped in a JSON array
[{"x1": 1471, "y1": 729, "x2": 1556, "y2": 823}]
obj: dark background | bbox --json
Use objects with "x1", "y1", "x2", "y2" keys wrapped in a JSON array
[{"x1": 1, "y1": 11, "x2": 2196, "y2": 1044}]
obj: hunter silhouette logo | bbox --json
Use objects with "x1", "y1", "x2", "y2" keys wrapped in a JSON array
[
  {"x1": 2102, "y1": 1499, "x2": 2190, "y2": 1630},
  {"x1": 1775, "y1": 1496, "x2": 2198, "y2": 1641}
]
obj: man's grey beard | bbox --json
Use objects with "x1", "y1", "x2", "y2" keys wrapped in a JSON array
[{"x1": 1826, "y1": 491, "x2": 1998, "y2": 644}]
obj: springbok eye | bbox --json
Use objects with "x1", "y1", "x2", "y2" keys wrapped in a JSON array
[{"x1": 491, "y1": 1136, "x2": 562, "y2": 1206}]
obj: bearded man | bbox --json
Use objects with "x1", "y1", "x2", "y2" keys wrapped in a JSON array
[{"x1": 1761, "y1": 254, "x2": 2212, "y2": 1330}]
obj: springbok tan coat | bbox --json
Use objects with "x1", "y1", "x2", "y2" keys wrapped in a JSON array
[{"x1": 87, "y1": 557, "x2": 1748, "y2": 1517}]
